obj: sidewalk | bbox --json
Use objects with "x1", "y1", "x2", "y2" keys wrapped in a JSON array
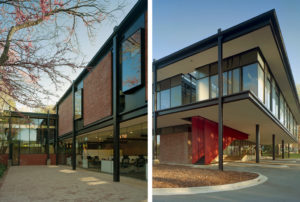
[{"x1": 0, "y1": 165, "x2": 147, "y2": 202}]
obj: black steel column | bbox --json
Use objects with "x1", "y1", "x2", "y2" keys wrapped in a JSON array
[
  {"x1": 153, "y1": 61, "x2": 157, "y2": 159},
  {"x1": 217, "y1": 28, "x2": 223, "y2": 171},
  {"x1": 112, "y1": 30, "x2": 120, "y2": 182},
  {"x1": 288, "y1": 143, "x2": 290, "y2": 158},
  {"x1": 55, "y1": 105, "x2": 59, "y2": 165},
  {"x1": 256, "y1": 124, "x2": 260, "y2": 163},
  {"x1": 272, "y1": 134, "x2": 275, "y2": 160},
  {"x1": 46, "y1": 110, "x2": 50, "y2": 161},
  {"x1": 72, "y1": 82, "x2": 76, "y2": 170},
  {"x1": 8, "y1": 109, "x2": 12, "y2": 162},
  {"x1": 282, "y1": 140, "x2": 284, "y2": 159}
]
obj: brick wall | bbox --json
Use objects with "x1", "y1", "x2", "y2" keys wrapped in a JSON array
[
  {"x1": 83, "y1": 52, "x2": 112, "y2": 126},
  {"x1": 58, "y1": 94, "x2": 72, "y2": 136},
  {"x1": 159, "y1": 131, "x2": 192, "y2": 164},
  {"x1": 0, "y1": 154, "x2": 8, "y2": 166},
  {"x1": 50, "y1": 154, "x2": 56, "y2": 165},
  {"x1": 20, "y1": 154, "x2": 47, "y2": 165}
]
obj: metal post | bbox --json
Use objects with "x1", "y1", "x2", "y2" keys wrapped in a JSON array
[
  {"x1": 112, "y1": 29, "x2": 120, "y2": 182},
  {"x1": 55, "y1": 105, "x2": 59, "y2": 165},
  {"x1": 217, "y1": 28, "x2": 223, "y2": 171},
  {"x1": 153, "y1": 61, "x2": 157, "y2": 160},
  {"x1": 282, "y1": 140, "x2": 284, "y2": 159},
  {"x1": 256, "y1": 124, "x2": 260, "y2": 163},
  {"x1": 288, "y1": 143, "x2": 290, "y2": 158},
  {"x1": 46, "y1": 110, "x2": 50, "y2": 160},
  {"x1": 72, "y1": 82, "x2": 76, "y2": 170},
  {"x1": 272, "y1": 134, "x2": 275, "y2": 160},
  {"x1": 8, "y1": 109, "x2": 12, "y2": 163}
]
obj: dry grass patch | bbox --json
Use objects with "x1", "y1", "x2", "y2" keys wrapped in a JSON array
[{"x1": 153, "y1": 164, "x2": 258, "y2": 188}]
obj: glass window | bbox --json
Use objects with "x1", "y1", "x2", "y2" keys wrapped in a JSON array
[
  {"x1": 160, "y1": 89, "x2": 170, "y2": 110},
  {"x1": 223, "y1": 72, "x2": 227, "y2": 96},
  {"x1": 258, "y1": 65, "x2": 264, "y2": 102},
  {"x1": 75, "y1": 89, "x2": 82, "y2": 120},
  {"x1": 171, "y1": 86, "x2": 182, "y2": 107},
  {"x1": 280, "y1": 94, "x2": 284, "y2": 124},
  {"x1": 272, "y1": 80, "x2": 279, "y2": 118},
  {"x1": 121, "y1": 29, "x2": 142, "y2": 92},
  {"x1": 210, "y1": 75, "x2": 218, "y2": 98},
  {"x1": 182, "y1": 77, "x2": 192, "y2": 105},
  {"x1": 242, "y1": 63, "x2": 258, "y2": 96},
  {"x1": 265, "y1": 78, "x2": 271, "y2": 110},
  {"x1": 232, "y1": 68, "x2": 240, "y2": 93},
  {"x1": 156, "y1": 91, "x2": 161, "y2": 110},
  {"x1": 196, "y1": 77, "x2": 209, "y2": 101},
  {"x1": 228, "y1": 70, "x2": 232, "y2": 95}
]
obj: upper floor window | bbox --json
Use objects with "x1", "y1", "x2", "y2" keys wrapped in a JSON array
[
  {"x1": 75, "y1": 81, "x2": 83, "y2": 120},
  {"x1": 121, "y1": 29, "x2": 142, "y2": 93}
]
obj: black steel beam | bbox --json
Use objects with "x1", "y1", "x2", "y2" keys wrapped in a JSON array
[
  {"x1": 282, "y1": 140, "x2": 284, "y2": 159},
  {"x1": 72, "y1": 82, "x2": 76, "y2": 170},
  {"x1": 288, "y1": 143, "x2": 290, "y2": 158},
  {"x1": 46, "y1": 110, "x2": 50, "y2": 160},
  {"x1": 153, "y1": 61, "x2": 157, "y2": 159},
  {"x1": 112, "y1": 32, "x2": 120, "y2": 182},
  {"x1": 218, "y1": 29, "x2": 223, "y2": 171},
  {"x1": 272, "y1": 134, "x2": 275, "y2": 160},
  {"x1": 8, "y1": 111, "x2": 12, "y2": 161},
  {"x1": 256, "y1": 124, "x2": 260, "y2": 163},
  {"x1": 55, "y1": 105, "x2": 59, "y2": 165}
]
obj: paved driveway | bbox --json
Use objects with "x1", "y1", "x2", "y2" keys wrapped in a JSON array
[
  {"x1": 153, "y1": 159, "x2": 300, "y2": 202},
  {"x1": 0, "y1": 165, "x2": 147, "y2": 202}
]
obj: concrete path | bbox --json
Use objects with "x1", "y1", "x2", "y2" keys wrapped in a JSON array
[
  {"x1": 0, "y1": 165, "x2": 147, "y2": 202},
  {"x1": 153, "y1": 159, "x2": 300, "y2": 202}
]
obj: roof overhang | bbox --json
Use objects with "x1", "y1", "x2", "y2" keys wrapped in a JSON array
[
  {"x1": 157, "y1": 91, "x2": 297, "y2": 144},
  {"x1": 154, "y1": 9, "x2": 300, "y2": 123}
]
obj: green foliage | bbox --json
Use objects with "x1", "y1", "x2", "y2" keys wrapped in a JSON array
[{"x1": 0, "y1": 163, "x2": 6, "y2": 178}]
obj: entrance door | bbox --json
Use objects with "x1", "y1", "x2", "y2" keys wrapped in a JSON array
[{"x1": 12, "y1": 141, "x2": 20, "y2": 165}]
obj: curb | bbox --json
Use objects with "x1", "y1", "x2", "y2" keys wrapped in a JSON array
[{"x1": 153, "y1": 172, "x2": 267, "y2": 196}]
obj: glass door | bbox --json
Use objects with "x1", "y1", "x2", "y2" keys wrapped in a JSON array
[{"x1": 12, "y1": 141, "x2": 20, "y2": 166}]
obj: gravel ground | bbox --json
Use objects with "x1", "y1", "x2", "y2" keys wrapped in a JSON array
[
  {"x1": 153, "y1": 164, "x2": 258, "y2": 188},
  {"x1": 0, "y1": 165, "x2": 147, "y2": 202}
]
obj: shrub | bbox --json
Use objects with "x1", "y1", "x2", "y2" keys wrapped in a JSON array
[{"x1": 0, "y1": 164, "x2": 7, "y2": 178}]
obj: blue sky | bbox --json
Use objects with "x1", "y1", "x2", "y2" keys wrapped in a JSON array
[{"x1": 153, "y1": 0, "x2": 300, "y2": 84}]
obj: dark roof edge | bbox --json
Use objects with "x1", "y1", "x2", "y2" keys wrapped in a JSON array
[{"x1": 55, "y1": 0, "x2": 147, "y2": 109}]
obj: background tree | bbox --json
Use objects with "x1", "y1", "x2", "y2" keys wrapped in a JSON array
[{"x1": 0, "y1": 0, "x2": 125, "y2": 110}]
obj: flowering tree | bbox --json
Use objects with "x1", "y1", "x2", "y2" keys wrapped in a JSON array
[{"x1": 0, "y1": 0, "x2": 124, "y2": 109}]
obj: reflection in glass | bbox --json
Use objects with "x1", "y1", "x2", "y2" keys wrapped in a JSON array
[
  {"x1": 265, "y1": 77, "x2": 271, "y2": 110},
  {"x1": 223, "y1": 72, "x2": 227, "y2": 96},
  {"x1": 171, "y1": 86, "x2": 182, "y2": 107},
  {"x1": 197, "y1": 77, "x2": 209, "y2": 101},
  {"x1": 242, "y1": 64, "x2": 258, "y2": 96},
  {"x1": 160, "y1": 89, "x2": 170, "y2": 110},
  {"x1": 232, "y1": 68, "x2": 240, "y2": 93},
  {"x1": 228, "y1": 70, "x2": 232, "y2": 95},
  {"x1": 75, "y1": 89, "x2": 82, "y2": 120},
  {"x1": 122, "y1": 29, "x2": 142, "y2": 92},
  {"x1": 258, "y1": 65, "x2": 264, "y2": 102},
  {"x1": 210, "y1": 75, "x2": 218, "y2": 98}
]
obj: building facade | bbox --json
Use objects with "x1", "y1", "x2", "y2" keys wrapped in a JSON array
[
  {"x1": 0, "y1": 0, "x2": 148, "y2": 182},
  {"x1": 153, "y1": 9, "x2": 299, "y2": 165}
]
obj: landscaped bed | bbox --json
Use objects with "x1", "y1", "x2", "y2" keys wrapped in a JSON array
[{"x1": 153, "y1": 164, "x2": 258, "y2": 188}]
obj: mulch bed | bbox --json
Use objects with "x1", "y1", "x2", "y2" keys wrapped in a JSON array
[{"x1": 153, "y1": 164, "x2": 258, "y2": 188}]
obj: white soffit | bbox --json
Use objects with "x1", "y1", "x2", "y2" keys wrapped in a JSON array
[
  {"x1": 157, "y1": 25, "x2": 299, "y2": 122},
  {"x1": 157, "y1": 99, "x2": 296, "y2": 144}
]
